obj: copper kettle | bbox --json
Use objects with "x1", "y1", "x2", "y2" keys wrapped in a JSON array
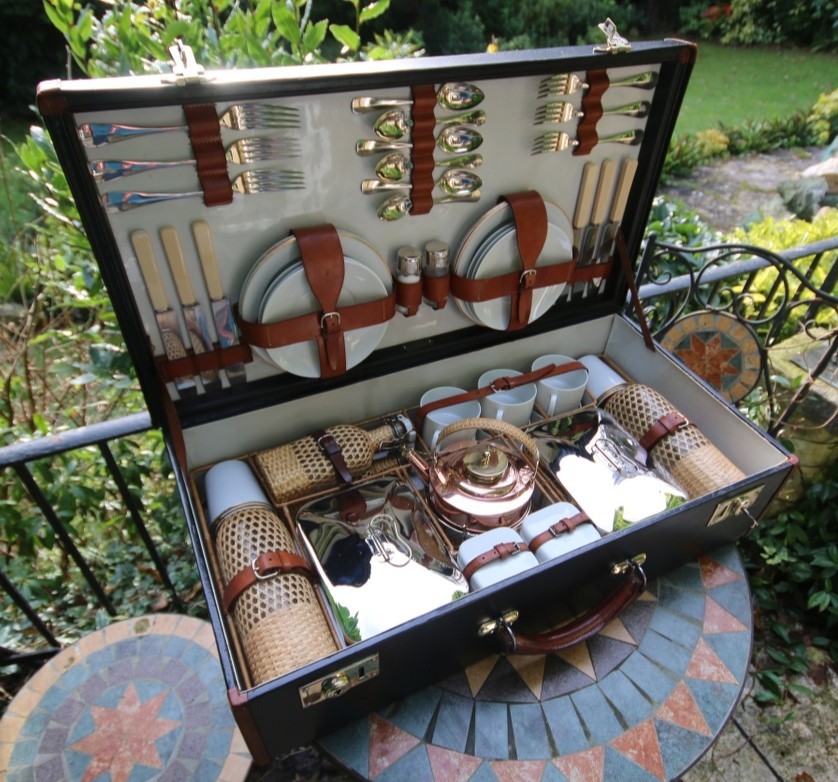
[{"x1": 403, "y1": 417, "x2": 539, "y2": 538}]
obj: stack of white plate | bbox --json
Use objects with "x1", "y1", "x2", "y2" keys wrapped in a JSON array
[
  {"x1": 239, "y1": 231, "x2": 392, "y2": 378},
  {"x1": 453, "y1": 200, "x2": 573, "y2": 330}
]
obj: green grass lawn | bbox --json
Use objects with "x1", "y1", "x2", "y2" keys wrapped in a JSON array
[{"x1": 674, "y1": 42, "x2": 838, "y2": 137}]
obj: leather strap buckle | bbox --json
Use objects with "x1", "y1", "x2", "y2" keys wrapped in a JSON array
[
  {"x1": 320, "y1": 311, "x2": 341, "y2": 332},
  {"x1": 519, "y1": 268, "x2": 537, "y2": 289},
  {"x1": 251, "y1": 556, "x2": 276, "y2": 582},
  {"x1": 490, "y1": 377, "x2": 514, "y2": 392}
]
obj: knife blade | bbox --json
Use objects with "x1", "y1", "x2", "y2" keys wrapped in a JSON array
[
  {"x1": 595, "y1": 158, "x2": 639, "y2": 267},
  {"x1": 159, "y1": 226, "x2": 221, "y2": 392},
  {"x1": 130, "y1": 230, "x2": 197, "y2": 398},
  {"x1": 579, "y1": 159, "x2": 617, "y2": 296},
  {"x1": 191, "y1": 220, "x2": 247, "y2": 385},
  {"x1": 566, "y1": 162, "x2": 598, "y2": 299}
]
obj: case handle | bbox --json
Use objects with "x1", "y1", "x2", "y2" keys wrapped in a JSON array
[{"x1": 479, "y1": 554, "x2": 646, "y2": 654}]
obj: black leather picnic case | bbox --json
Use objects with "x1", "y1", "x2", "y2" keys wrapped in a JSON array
[{"x1": 37, "y1": 30, "x2": 795, "y2": 764}]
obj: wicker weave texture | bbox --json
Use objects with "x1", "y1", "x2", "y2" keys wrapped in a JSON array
[
  {"x1": 215, "y1": 504, "x2": 337, "y2": 685},
  {"x1": 603, "y1": 384, "x2": 745, "y2": 499},
  {"x1": 254, "y1": 423, "x2": 395, "y2": 505}
]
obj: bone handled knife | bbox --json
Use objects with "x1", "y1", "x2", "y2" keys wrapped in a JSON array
[
  {"x1": 191, "y1": 220, "x2": 246, "y2": 385},
  {"x1": 130, "y1": 230, "x2": 197, "y2": 397},
  {"x1": 573, "y1": 162, "x2": 599, "y2": 257},
  {"x1": 596, "y1": 158, "x2": 639, "y2": 266},
  {"x1": 159, "y1": 226, "x2": 221, "y2": 392},
  {"x1": 579, "y1": 159, "x2": 617, "y2": 268}
]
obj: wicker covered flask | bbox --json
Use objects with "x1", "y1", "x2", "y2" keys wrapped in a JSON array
[
  {"x1": 254, "y1": 416, "x2": 412, "y2": 505},
  {"x1": 205, "y1": 460, "x2": 339, "y2": 685},
  {"x1": 580, "y1": 355, "x2": 746, "y2": 499}
]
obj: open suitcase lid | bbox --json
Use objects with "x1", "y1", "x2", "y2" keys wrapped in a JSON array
[{"x1": 37, "y1": 28, "x2": 696, "y2": 431}]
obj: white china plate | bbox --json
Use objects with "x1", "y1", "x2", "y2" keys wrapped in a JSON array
[
  {"x1": 259, "y1": 258, "x2": 389, "y2": 378},
  {"x1": 453, "y1": 201, "x2": 572, "y2": 330},
  {"x1": 239, "y1": 231, "x2": 391, "y2": 373}
]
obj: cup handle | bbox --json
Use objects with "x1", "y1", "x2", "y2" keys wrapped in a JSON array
[{"x1": 547, "y1": 393, "x2": 558, "y2": 416}]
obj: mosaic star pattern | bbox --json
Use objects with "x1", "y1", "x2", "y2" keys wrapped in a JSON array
[
  {"x1": 660, "y1": 311, "x2": 763, "y2": 403},
  {"x1": 0, "y1": 614, "x2": 251, "y2": 782},
  {"x1": 319, "y1": 545, "x2": 752, "y2": 781}
]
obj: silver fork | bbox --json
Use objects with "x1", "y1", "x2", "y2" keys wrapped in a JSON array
[
  {"x1": 100, "y1": 169, "x2": 306, "y2": 212},
  {"x1": 90, "y1": 137, "x2": 303, "y2": 181},
  {"x1": 79, "y1": 103, "x2": 301, "y2": 146},
  {"x1": 537, "y1": 70, "x2": 657, "y2": 98},
  {"x1": 531, "y1": 129, "x2": 644, "y2": 155},
  {"x1": 534, "y1": 100, "x2": 651, "y2": 125}
]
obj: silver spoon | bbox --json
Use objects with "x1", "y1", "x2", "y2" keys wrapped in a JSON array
[
  {"x1": 352, "y1": 81, "x2": 485, "y2": 113},
  {"x1": 362, "y1": 168, "x2": 483, "y2": 195},
  {"x1": 374, "y1": 152, "x2": 483, "y2": 183},
  {"x1": 377, "y1": 191, "x2": 482, "y2": 221},
  {"x1": 374, "y1": 109, "x2": 487, "y2": 141},
  {"x1": 355, "y1": 126, "x2": 483, "y2": 156}
]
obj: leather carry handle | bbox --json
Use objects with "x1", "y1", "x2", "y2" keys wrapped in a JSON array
[{"x1": 482, "y1": 556, "x2": 646, "y2": 654}]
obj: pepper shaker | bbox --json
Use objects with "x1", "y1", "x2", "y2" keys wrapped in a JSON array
[{"x1": 423, "y1": 240, "x2": 450, "y2": 309}]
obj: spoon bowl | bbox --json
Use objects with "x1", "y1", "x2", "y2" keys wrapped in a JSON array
[
  {"x1": 374, "y1": 152, "x2": 483, "y2": 184},
  {"x1": 373, "y1": 110, "x2": 412, "y2": 140},
  {"x1": 362, "y1": 168, "x2": 483, "y2": 196},
  {"x1": 437, "y1": 126, "x2": 483, "y2": 154},
  {"x1": 376, "y1": 191, "x2": 482, "y2": 221}
]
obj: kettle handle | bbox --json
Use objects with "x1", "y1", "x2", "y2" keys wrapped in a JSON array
[{"x1": 438, "y1": 417, "x2": 540, "y2": 464}]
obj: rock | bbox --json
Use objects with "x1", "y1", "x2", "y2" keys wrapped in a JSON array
[
  {"x1": 801, "y1": 154, "x2": 838, "y2": 193},
  {"x1": 777, "y1": 176, "x2": 828, "y2": 220}
]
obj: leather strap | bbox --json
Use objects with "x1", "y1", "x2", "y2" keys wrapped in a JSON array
[
  {"x1": 415, "y1": 361, "x2": 586, "y2": 427},
  {"x1": 499, "y1": 192, "x2": 549, "y2": 330},
  {"x1": 639, "y1": 410, "x2": 689, "y2": 452},
  {"x1": 527, "y1": 512, "x2": 592, "y2": 553},
  {"x1": 461, "y1": 540, "x2": 532, "y2": 583},
  {"x1": 495, "y1": 563, "x2": 645, "y2": 654},
  {"x1": 223, "y1": 549, "x2": 315, "y2": 612},
  {"x1": 409, "y1": 84, "x2": 437, "y2": 216},
  {"x1": 312, "y1": 429, "x2": 353, "y2": 486},
  {"x1": 423, "y1": 273, "x2": 450, "y2": 310},
  {"x1": 573, "y1": 70, "x2": 608, "y2": 157},
  {"x1": 615, "y1": 228, "x2": 655, "y2": 351},
  {"x1": 396, "y1": 278, "x2": 423, "y2": 316},
  {"x1": 155, "y1": 343, "x2": 252, "y2": 383},
  {"x1": 294, "y1": 225, "x2": 346, "y2": 377},
  {"x1": 183, "y1": 104, "x2": 233, "y2": 206}
]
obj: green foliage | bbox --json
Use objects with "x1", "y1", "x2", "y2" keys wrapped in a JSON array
[
  {"x1": 42, "y1": 0, "x2": 418, "y2": 73},
  {"x1": 718, "y1": 0, "x2": 838, "y2": 51},
  {"x1": 808, "y1": 89, "x2": 838, "y2": 146},
  {"x1": 742, "y1": 463, "x2": 838, "y2": 702},
  {"x1": 644, "y1": 196, "x2": 722, "y2": 247},
  {"x1": 724, "y1": 210, "x2": 838, "y2": 340}
]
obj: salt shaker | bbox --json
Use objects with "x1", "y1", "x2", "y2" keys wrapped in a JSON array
[
  {"x1": 422, "y1": 239, "x2": 450, "y2": 309},
  {"x1": 396, "y1": 245, "x2": 422, "y2": 316}
]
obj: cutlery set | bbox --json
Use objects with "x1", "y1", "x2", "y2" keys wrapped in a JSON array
[
  {"x1": 82, "y1": 102, "x2": 305, "y2": 211},
  {"x1": 352, "y1": 82, "x2": 487, "y2": 221},
  {"x1": 531, "y1": 69, "x2": 657, "y2": 155},
  {"x1": 131, "y1": 222, "x2": 245, "y2": 391},
  {"x1": 568, "y1": 157, "x2": 638, "y2": 297}
]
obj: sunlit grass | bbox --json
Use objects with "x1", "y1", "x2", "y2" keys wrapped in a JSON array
[{"x1": 675, "y1": 42, "x2": 838, "y2": 137}]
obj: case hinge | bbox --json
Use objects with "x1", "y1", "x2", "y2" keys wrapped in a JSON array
[
  {"x1": 163, "y1": 40, "x2": 210, "y2": 86},
  {"x1": 594, "y1": 18, "x2": 632, "y2": 54}
]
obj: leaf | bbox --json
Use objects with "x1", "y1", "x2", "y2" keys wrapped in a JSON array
[
  {"x1": 302, "y1": 18, "x2": 329, "y2": 53},
  {"x1": 272, "y1": 5, "x2": 301, "y2": 46},
  {"x1": 359, "y1": 0, "x2": 391, "y2": 24},
  {"x1": 330, "y1": 23, "x2": 360, "y2": 52}
]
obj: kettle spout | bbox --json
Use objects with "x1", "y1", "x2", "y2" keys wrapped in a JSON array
[{"x1": 402, "y1": 447, "x2": 430, "y2": 482}]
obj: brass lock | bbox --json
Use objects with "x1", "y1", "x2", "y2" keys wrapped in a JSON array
[{"x1": 299, "y1": 654, "x2": 379, "y2": 708}]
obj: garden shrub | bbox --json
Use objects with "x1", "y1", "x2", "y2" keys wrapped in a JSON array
[{"x1": 808, "y1": 89, "x2": 838, "y2": 147}]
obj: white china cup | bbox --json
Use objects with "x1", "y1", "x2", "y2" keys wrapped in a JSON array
[
  {"x1": 477, "y1": 368, "x2": 537, "y2": 427},
  {"x1": 419, "y1": 386, "x2": 482, "y2": 449},
  {"x1": 204, "y1": 459, "x2": 269, "y2": 526},
  {"x1": 531, "y1": 354, "x2": 589, "y2": 416}
]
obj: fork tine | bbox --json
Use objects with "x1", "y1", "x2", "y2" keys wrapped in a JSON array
[
  {"x1": 233, "y1": 168, "x2": 306, "y2": 193},
  {"x1": 220, "y1": 103, "x2": 302, "y2": 130},
  {"x1": 226, "y1": 137, "x2": 303, "y2": 163}
]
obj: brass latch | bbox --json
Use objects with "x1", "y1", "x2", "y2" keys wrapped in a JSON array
[
  {"x1": 594, "y1": 19, "x2": 632, "y2": 54},
  {"x1": 299, "y1": 654, "x2": 379, "y2": 708}
]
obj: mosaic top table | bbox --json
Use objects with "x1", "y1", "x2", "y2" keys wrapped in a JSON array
[
  {"x1": 317, "y1": 544, "x2": 753, "y2": 782},
  {"x1": 0, "y1": 614, "x2": 252, "y2": 782}
]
